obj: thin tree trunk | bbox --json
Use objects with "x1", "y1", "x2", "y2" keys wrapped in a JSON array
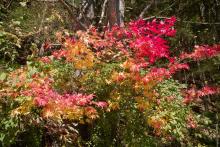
[
  {"x1": 107, "y1": 0, "x2": 124, "y2": 29},
  {"x1": 117, "y1": 0, "x2": 125, "y2": 27},
  {"x1": 99, "y1": 0, "x2": 108, "y2": 25},
  {"x1": 107, "y1": 0, "x2": 117, "y2": 28}
]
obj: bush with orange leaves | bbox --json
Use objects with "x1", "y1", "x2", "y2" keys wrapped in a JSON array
[{"x1": 1, "y1": 17, "x2": 220, "y2": 146}]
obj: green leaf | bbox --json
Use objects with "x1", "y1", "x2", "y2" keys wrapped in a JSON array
[{"x1": 0, "y1": 72, "x2": 7, "y2": 81}]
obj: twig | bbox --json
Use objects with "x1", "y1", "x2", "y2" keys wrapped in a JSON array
[
  {"x1": 143, "y1": 16, "x2": 168, "y2": 20},
  {"x1": 6, "y1": 0, "x2": 13, "y2": 9},
  {"x1": 19, "y1": 29, "x2": 43, "y2": 39},
  {"x1": 58, "y1": 0, "x2": 87, "y2": 30},
  {"x1": 143, "y1": 16, "x2": 220, "y2": 25},
  {"x1": 182, "y1": 20, "x2": 220, "y2": 25},
  {"x1": 139, "y1": 0, "x2": 154, "y2": 18},
  {"x1": 156, "y1": 2, "x2": 176, "y2": 15}
]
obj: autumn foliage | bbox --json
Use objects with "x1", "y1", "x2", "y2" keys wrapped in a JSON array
[{"x1": 0, "y1": 17, "x2": 220, "y2": 146}]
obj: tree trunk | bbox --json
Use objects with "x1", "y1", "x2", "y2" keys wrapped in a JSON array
[{"x1": 107, "y1": 0, "x2": 124, "y2": 29}]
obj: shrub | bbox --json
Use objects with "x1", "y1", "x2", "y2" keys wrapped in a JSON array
[{"x1": 0, "y1": 17, "x2": 219, "y2": 146}]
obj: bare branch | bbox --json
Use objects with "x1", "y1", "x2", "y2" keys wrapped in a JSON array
[
  {"x1": 58, "y1": 0, "x2": 87, "y2": 30},
  {"x1": 143, "y1": 16, "x2": 220, "y2": 25},
  {"x1": 139, "y1": 0, "x2": 154, "y2": 18},
  {"x1": 156, "y1": 2, "x2": 176, "y2": 15},
  {"x1": 182, "y1": 21, "x2": 220, "y2": 25},
  {"x1": 99, "y1": 0, "x2": 108, "y2": 25},
  {"x1": 6, "y1": 0, "x2": 13, "y2": 9}
]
